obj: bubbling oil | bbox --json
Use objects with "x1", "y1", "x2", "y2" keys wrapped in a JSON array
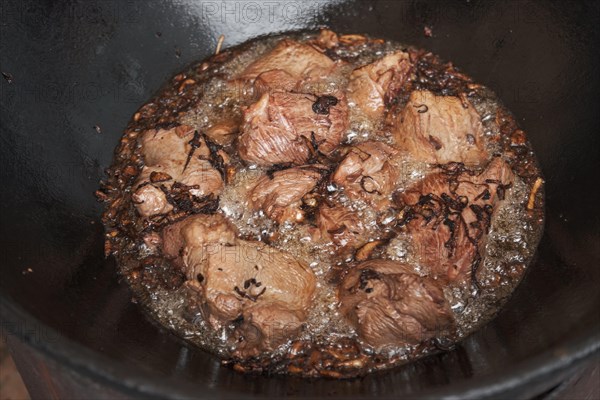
[{"x1": 120, "y1": 31, "x2": 544, "y2": 373}]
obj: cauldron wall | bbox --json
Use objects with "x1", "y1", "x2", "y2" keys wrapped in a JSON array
[{"x1": 1, "y1": 0, "x2": 599, "y2": 398}]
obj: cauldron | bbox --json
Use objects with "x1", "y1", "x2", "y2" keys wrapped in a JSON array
[{"x1": 1, "y1": 0, "x2": 598, "y2": 398}]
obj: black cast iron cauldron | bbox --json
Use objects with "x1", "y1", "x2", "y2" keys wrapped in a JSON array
[{"x1": 1, "y1": 1, "x2": 599, "y2": 398}]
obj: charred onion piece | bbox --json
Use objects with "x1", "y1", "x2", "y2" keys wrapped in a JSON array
[
  {"x1": 312, "y1": 95, "x2": 339, "y2": 115},
  {"x1": 183, "y1": 130, "x2": 202, "y2": 173}
]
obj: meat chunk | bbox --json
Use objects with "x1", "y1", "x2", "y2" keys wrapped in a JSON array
[
  {"x1": 238, "y1": 39, "x2": 336, "y2": 93},
  {"x1": 201, "y1": 241, "x2": 316, "y2": 356},
  {"x1": 313, "y1": 29, "x2": 339, "y2": 50},
  {"x1": 249, "y1": 166, "x2": 326, "y2": 224},
  {"x1": 205, "y1": 120, "x2": 239, "y2": 146},
  {"x1": 238, "y1": 92, "x2": 349, "y2": 166},
  {"x1": 396, "y1": 157, "x2": 515, "y2": 281},
  {"x1": 252, "y1": 69, "x2": 297, "y2": 97},
  {"x1": 132, "y1": 126, "x2": 224, "y2": 218},
  {"x1": 133, "y1": 184, "x2": 173, "y2": 217},
  {"x1": 393, "y1": 90, "x2": 488, "y2": 165},
  {"x1": 161, "y1": 213, "x2": 238, "y2": 267},
  {"x1": 317, "y1": 204, "x2": 368, "y2": 255},
  {"x1": 332, "y1": 141, "x2": 401, "y2": 209},
  {"x1": 347, "y1": 51, "x2": 413, "y2": 120},
  {"x1": 338, "y1": 260, "x2": 454, "y2": 350},
  {"x1": 162, "y1": 214, "x2": 316, "y2": 357},
  {"x1": 235, "y1": 303, "x2": 305, "y2": 357}
]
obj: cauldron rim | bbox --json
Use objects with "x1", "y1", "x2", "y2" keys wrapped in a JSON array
[{"x1": 2, "y1": 296, "x2": 599, "y2": 399}]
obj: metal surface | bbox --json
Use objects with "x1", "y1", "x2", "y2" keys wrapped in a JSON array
[{"x1": 1, "y1": 0, "x2": 599, "y2": 398}]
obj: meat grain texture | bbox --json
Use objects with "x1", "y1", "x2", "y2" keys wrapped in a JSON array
[{"x1": 100, "y1": 29, "x2": 544, "y2": 378}]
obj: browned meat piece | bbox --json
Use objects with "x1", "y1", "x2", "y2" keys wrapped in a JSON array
[
  {"x1": 235, "y1": 303, "x2": 305, "y2": 357},
  {"x1": 405, "y1": 215, "x2": 476, "y2": 283},
  {"x1": 397, "y1": 157, "x2": 515, "y2": 281},
  {"x1": 205, "y1": 120, "x2": 239, "y2": 146},
  {"x1": 132, "y1": 126, "x2": 224, "y2": 218},
  {"x1": 139, "y1": 125, "x2": 209, "y2": 164},
  {"x1": 203, "y1": 241, "x2": 315, "y2": 357},
  {"x1": 133, "y1": 184, "x2": 174, "y2": 217},
  {"x1": 313, "y1": 29, "x2": 339, "y2": 50},
  {"x1": 347, "y1": 51, "x2": 413, "y2": 120},
  {"x1": 238, "y1": 39, "x2": 336, "y2": 93},
  {"x1": 161, "y1": 213, "x2": 238, "y2": 267},
  {"x1": 338, "y1": 260, "x2": 454, "y2": 350},
  {"x1": 249, "y1": 166, "x2": 326, "y2": 224},
  {"x1": 393, "y1": 90, "x2": 489, "y2": 165},
  {"x1": 253, "y1": 69, "x2": 297, "y2": 97},
  {"x1": 162, "y1": 214, "x2": 316, "y2": 357},
  {"x1": 201, "y1": 241, "x2": 315, "y2": 357},
  {"x1": 317, "y1": 204, "x2": 368, "y2": 254},
  {"x1": 238, "y1": 91, "x2": 349, "y2": 166},
  {"x1": 332, "y1": 141, "x2": 401, "y2": 209}
]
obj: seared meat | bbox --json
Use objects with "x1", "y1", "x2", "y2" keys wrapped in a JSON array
[
  {"x1": 133, "y1": 184, "x2": 173, "y2": 218},
  {"x1": 249, "y1": 166, "x2": 326, "y2": 224},
  {"x1": 238, "y1": 91, "x2": 349, "y2": 166},
  {"x1": 235, "y1": 303, "x2": 306, "y2": 357},
  {"x1": 132, "y1": 126, "x2": 224, "y2": 217},
  {"x1": 317, "y1": 204, "x2": 368, "y2": 253},
  {"x1": 161, "y1": 213, "x2": 238, "y2": 267},
  {"x1": 332, "y1": 141, "x2": 401, "y2": 209},
  {"x1": 313, "y1": 29, "x2": 340, "y2": 50},
  {"x1": 339, "y1": 260, "x2": 454, "y2": 350},
  {"x1": 397, "y1": 157, "x2": 515, "y2": 281},
  {"x1": 202, "y1": 241, "x2": 316, "y2": 357},
  {"x1": 393, "y1": 90, "x2": 488, "y2": 165},
  {"x1": 205, "y1": 120, "x2": 239, "y2": 146},
  {"x1": 239, "y1": 39, "x2": 336, "y2": 93},
  {"x1": 252, "y1": 69, "x2": 297, "y2": 97},
  {"x1": 161, "y1": 214, "x2": 316, "y2": 357},
  {"x1": 347, "y1": 51, "x2": 413, "y2": 120}
]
